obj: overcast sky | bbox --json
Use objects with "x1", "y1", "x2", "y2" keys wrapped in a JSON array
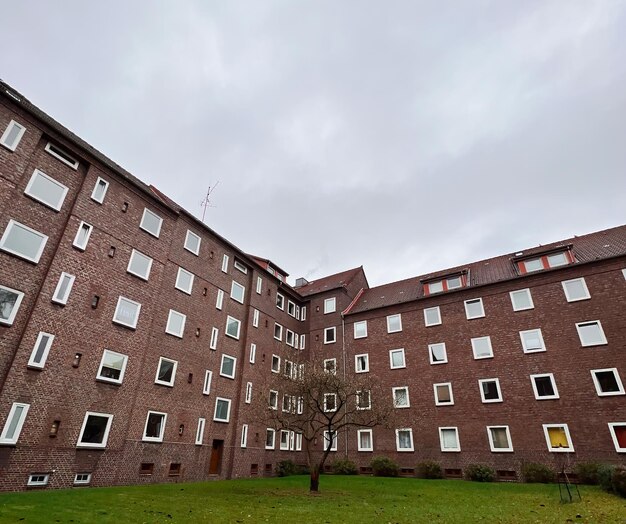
[{"x1": 2, "y1": 1, "x2": 625, "y2": 287}]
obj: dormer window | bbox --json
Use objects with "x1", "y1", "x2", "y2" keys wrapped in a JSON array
[
  {"x1": 515, "y1": 249, "x2": 574, "y2": 274},
  {"x1": 423, "y1": 273, "x2": 467, "y2": 296}
]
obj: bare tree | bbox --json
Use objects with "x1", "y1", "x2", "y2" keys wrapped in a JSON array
[{"x1": 254, "y1": 358, "x2": 394, "y2": 492}]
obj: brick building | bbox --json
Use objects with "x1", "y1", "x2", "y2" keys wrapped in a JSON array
[{"x1": 0, "y1": 81, "x2": 624, "y2": 490}]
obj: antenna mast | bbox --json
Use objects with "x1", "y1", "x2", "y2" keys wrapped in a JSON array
[{"x1": 201, "y1": 182, "x2": 219, "y2": 223}]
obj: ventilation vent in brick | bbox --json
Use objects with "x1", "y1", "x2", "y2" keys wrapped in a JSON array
[
  {"x1": 250, "y1": 464, "x2": 258, "y2": 476},
  {"x1": 359, "y1": 466, "x2": 373, "y2": 474},
  {"x1": 168, "y1": 463, "x2": 181, "y2": 477},
  {"x1": 444, "y1": 468, "x2": 463, "y2": 478},
  {"x1": 140, "y1": 463, "x2": 154, "y2": 475},
  {"x1": 496, "y1": 470, "x2": 517, "y2": 481}
]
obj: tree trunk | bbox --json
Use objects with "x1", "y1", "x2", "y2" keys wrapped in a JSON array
[{"x1": 309, "y1": 465, "x2": 320, "y2": 492}]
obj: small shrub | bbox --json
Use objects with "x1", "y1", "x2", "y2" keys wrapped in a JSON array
[
  {"x1": 522, "y1": 463, "x2": 556, "y2": 483},
  {"x1": 416, "y1": 461, "x2": 443, "y2": 479},
  {"x1": 597, "y1": 464, "x2": 616, "y2": 492},
  {"x1": 276, "y1": 460, "x2": 298, "y2": 477},
  {"x1": 611, "y1": 465, "x2": 626, "y2": 498},
  {"x1": 574, "y1": 462, "x2": 602, "y2": 485},
  {"x1": 296, "y1": 463, "x2": 310, "y2": 475},
  {"x1": 331, "y1": 459, "x2": 358, "y2": 475},
  {"x1": 465, "y1": 464, "x2": 496, "y2": 482},
  {"x1": 370, "y1": 456, "x2": 399, "y2": 477}
]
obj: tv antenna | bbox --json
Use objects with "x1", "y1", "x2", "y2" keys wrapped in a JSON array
[{"x1": 201, "y1": 182, "x2": 219, "y2": 223}]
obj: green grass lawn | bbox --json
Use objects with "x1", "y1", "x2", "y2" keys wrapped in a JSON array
[{"x1": 0, "y1": 475, "x2": 624, "y2": 523}]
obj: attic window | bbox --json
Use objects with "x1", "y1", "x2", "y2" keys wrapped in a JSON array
[
  {"x1": 423, "y1": 274, "x2": 467, "y2": 295},
  {"x1": 45, "y1": 142, "x2": 79, "y2": 170},
  {"x1": 515, "y1": 249, "x2": 574, "y2": 274}
]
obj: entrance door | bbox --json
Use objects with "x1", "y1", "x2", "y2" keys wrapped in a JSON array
[{"x1": 209, "y1": 439, "x2": 224, "y2": 474}]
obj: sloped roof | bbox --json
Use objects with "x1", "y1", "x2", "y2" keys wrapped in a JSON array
[
  {"x1": 349, "y1": 224, "x2": 626, "y2": 314},
  {"x1": 294, "y1": 266, "x2": 365, "y2": 297}
]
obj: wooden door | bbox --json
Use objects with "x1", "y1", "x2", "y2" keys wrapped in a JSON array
[{"x1": 209, "y1": 439, "x2": 224, "y2": 474}]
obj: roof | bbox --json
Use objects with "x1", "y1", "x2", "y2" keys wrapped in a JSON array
[
  {"x1": 248, "y1": 255, "x2": 290, "y2": 278},
  {"x1": 348, "y1": 224, "x2": 626, "y2": 314},
  {"x1": 294, "y1": 266, "x2": 365, "y2": 297}
]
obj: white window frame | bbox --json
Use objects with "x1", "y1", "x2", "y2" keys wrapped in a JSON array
[
  {"x1": 323, "y1": 358, "x2": 337, "y2": 375},
  {"x1": 220, "y1": 354, "x2": 237, "y2": 379},
  {"x1": 389, "y1": 348, "x2": 406, "y2": 369},
  {"x1": 354, "y1": 320, "x2": 368, "y2": 339},
  {"x1": 256, "y1": 276, "x2": 262, "y2": 294},
  {"x1": 471, "y1": 336, "x2": 494, "y2": 360},
  {"x1": 184, "y1": 230, "x2": 201, "y2": 256},
  {"x1": 225, "y1": 316, "x2": 241, "y2": 340},
  {"x1": 76, "y1": 411, "x2": 113, "y2": 449},
  {"x1": 439, "y1": 427, "x2": 461, "y2": 452},
  {"x1": 479, "y1": 377, "x2": 502, "y2": 403},
  {"x1": 274, "y1": 323, "x2": 283, "y2": 341},
  {"x1": 127, "y1": 249, "x2": 153, "y2": 281},
  {"x1": 143, "y1": 411, "x2": 167, "y2": 442},
  {"x1": 355, "y1": 354, "x2": 369, "y2": 373},
  {"x1": 562, "y1": 277, "x2": 591, "y2": 302},
  {"x1": 233, "y1": 260, "x2": 247, "y2": 274},
  {"x1": 245, "y1": 382, "x2": 252, "y2": 404},
  {"x1": 285, "y1": 329, "x2": 295, "y2": 347},
  {"x1": 249, "y1": 343, "x2": 256, "y2": 364},
  {"x1": 27, "y1": 332, "x2": 55, "y2": 369},
  {"x1": 387, "y1": 314, "x2": 402, "y2": 333},
  {"x1": 590, "y1": 368, "x2": 625, "y2": 397},
  {"x1": 576, "y1": 320, "x2": 607, "y2": 347},
  {"x1": 276, "y1": 293, "x2": 285, "y2": 310},
  {"x1": 423, "y1": 306, "x2": 442, "y2": 327},
  {"x1": 213, "y1": 397, "x2": 231, "y2": 423},
  {"x1": 433, "y1": 382, "x2": 454, "y2": 406},
  {"x1": 165, "y1": 309, "x2": 186, "y2": 338},
  {"x1": 301, "y1": 306, "x2": 307, "y2": 321},
  {"x1": 203, "y1": 370, "x2": 213, "y2": 395},
  {"x1": 112, "y1": 296, "x2": 141, "y2": 329},
  {"x1": 221, "y1": 254, "x2": 229, "y2": 273},
  {"x1": 543, "y1": 423, "x2": 574, "y2": 452},
  {"x1": 395, "y1": 428, "x2": 414, "y2": 452},
  {"x1": 429, "y1": 342, "x2": 448, "y2": 364},
  {"x1": 296, "y1": 432, "x2": 303, "y2": 451},
  {"x1": 487, "y1": 425, "x2": 513, "y2": 452},
  {"x1": 608, "y1": 423, "x2": 626, "y2": 453},
  {"x1": 265, "y1": 428, "x2": 275, "y2": 449},
  {"x1": 271, "y1": 355, "x2": 280, "y2": 373},
  {"x1": 392, "y1": 386, "x2": 410, "y2": 408},
  {"x1": 0, "y1": 120, "x2": 26, "y2": 151},
  {"x1": 45, "y1": 142, "x2": 79, "y2": 169},
  {"x1": 91, "y1": 177, "x2": 109, "y2": 204},
  {"x1": 530, "y1": 373, "x2": 560, "y2": 400},
  {"x1": 51, "y1": 272, "x2": 75, "y2": 305},
  {"x1": 27, "y1": 474, "x2": 49, "y2": 487},
  {"x1": 323, "y1": 393, "x2": 337, "y2": 412},
  {"x1": 269, "y1": 390, "x2": 278, "y2": 410},
  {"x1": 464, "y1": 298, "x2": 485, "y2": 320},
  {"x1": 0, "y1": 284, "x2": 25, "y2": 326},
  {"x1": 323, "y1": 430, "x2": 337, "y2": 452},
  {"x1": 280, "y1": 429, "x2": 291, "y2": 450},
  {"x1": 509, "y1": 288, "x2": 534, "y2": 311},
  {"x1": 216, "y1": 289, "x2": 224, "y2": 310},
  {"x1": 72, "y1": 221, "x2": 93, "y2": 251},
  {"x1": 155, "y1": 357, "x2": 178, "y2": 387},
  {"x1": 287, "y1": 300, "x2": 296, "y2": 317},
  {"x1": 139, "y1": 208, "x2": 163, "y2": 238},
  {"x1": 519, "y1": 329, "x2": 546, "y2": 353},
  {"x1": 230, "y1": 281, "x2": 245, "y2": 304},
  {"x1": 209, "y1": 327, "x2": 219, "y2": 350},
  {"x1": 324, "y1": 297, "x2": 336, "y2": 314},
  {"x1": 0, "y1": 219, "x2": 48, "y2": 263},
  {"x1": 323, "y1": 327, "x2": 336, "y2": 344},
  {"x1": 300, "y1": 334, "x2": 306, "y2": 350},
  {"x1": 240, "y1": 424, "x2": 249, "y2": 448},
  {"x1": 74, "y1": 473, "x2": 92, "y2": 485},
  {"x1": 195, "y1": 418, "x2": 206, "y2": 445},
  {"x1": 96, "y1": 349, "x2": 128, "y2": 385},
  {"x1": 24, "y1": 169, "x2": 69, "y2": 211},
  {"x1": 357, "y1": 429, "x2": 373, "y2": 452},
  {"x1": 0, "y1": 402, "x2": 30, "y2": 445},
  {"x1": 175, "y1": 267, "x2": 194, "y2": 295},
  {"x1": 252, "y1": 308, "x2": 259, "y2": 327},
  {"x1": 356, "y1": 389, "x2": 372, "y2": 410}
]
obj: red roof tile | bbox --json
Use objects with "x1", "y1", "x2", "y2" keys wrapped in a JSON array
[{"x1": 294, "y1": 266, "x2": 365, "y2": 297}]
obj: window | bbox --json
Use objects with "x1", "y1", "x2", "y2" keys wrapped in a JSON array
[
  {"x1": 274, "y1": 323, "x2": 283, "y2": 341},
  {"x1": 324, "y1": 393, "x2": 337, "y2": 412},
  {"x1": 285, "y1": 329, "x2": 295, "y2": 347},
  {"x1": 72, "y1": 222, "x2": 93, "y2": 251},
  {"x1": 284, "y1": 360, "x2": 294, "y2": 378},
  {"x1": 0, "y1": 402, "x2": 30, "y2": 444},
  {"x1": 45, "y1": 142, "x2": 79, "y2": 169},
  {"x1": 357, "y1": 390, "x2": 371, "y2": 410},
  {"x1": 355, "y1": 354, "x2": 369, "y2": 373},
  {"x1": 249, "y1": 343, "x2": 256, "y2": 364},
  {"x1": 562, "y1": 278, "x2": 591, "y2": 302},
  {"x1": 509, "y1": 289, "x2": 534, "y2": 311},
  {"x1": 96, "y1": 350, "x2": 128, "y2": 384},
  {"x1": 487, "y1": 426, "x2": 513, "y2": 452},
  {"x1": 240, "y1": 424, "x2": 249, "y2": 448},
  {"x1": 27, "y1": 474, "x2": 49, "y2": 487},
  {"x1": 395, "y1": 429, "x2": 414, "y2": 451},
  {"x1": 353, "y1": 320, "x2": 368, "y2": 339},
  {"x1": 280, "y1": 430, "x2": 291, "y2": 450},
  {"x1": 357, "y1": 429, "x2": 373, "y2": 451},
  {"x1": 324, "y1": 327, "x2": 336, "y2": 344},
  {"x1": 543, "y1": 424, "x2": 574, "y2": 452},
  {"x1": 233, "y1": 260, "x2": 247, "y2": 274},
  {"x1": 195, "y1": 418, "x2": 206, "y2": 445},
  {"x1": 0, "y1": 120, "x2": 26, "y2": 151},
  {"x1": 429, "y1": 342, "x2": 447, "y2": 364},
  {"x1": 268, "y1": 356, "x2": 280, "y2": 376},
  {"x1": 184, "y1": 230, "x2": 201, "y2": 255},
  {"x1": 387, "y1": 314, "x2": 402, "y2": 333},
  {"x1": 230, "y1": 281, "x2": 245, "y2": 303},
  {"x1": 155, "y1": 357, "x2": 177, "y2": 387},
  {"x1": 576, "y1": 320, "x2": 607, "y2": 347},
  {"x1": 439, "y1": 427, "x2": 460, "y2": 452},
  {"x1": 143, "y1": 411, "x2": 167, "y2": 442},
  {"x1": 112, "y1": 296, "x2": 141, "y2": 329},
  {"x1": 165, "y1": 309, "x2": 186, "y2": 338},
  {"x1": 530, "y1": 373, "x2": 559, "y2": 400},
  {"x1": 225, "y1": 316, "x2": 241, "y2": 339},
  {"x1": 51, "y1": 272, "x2": 75, "y2": 305},
  {"x1": 24, "y1": 169, "x2": 68, "y2": 211},
  {"x1": 139, "y1": 208, "x2": 163, "y2": 238},
  {"x1": 296, "y1": 432, "x2": 303, "y2": 451},
  {"x1": 27, "y1": 332, "x2": 54, "y2": 369},
  {"x1": 323, "y1": 430, "x2": 337, "y2": 451},
  {"x1": 0, "y1": 285, "x2": 25, "y2": 326},
  {"x1": 591, "y1": 368, "x2": 624, "y2": 396},
  {"x1": 392, "y1": 386, "x2": 410, "y2": 408},
  {"x1": 464, "y1": 298, "x2": 485, "y2": 319},
  {"x1": 252, "y1": 308, "x2": 259, "y2": 327},
  {"x1": 301, "y1": 306, "x2": 307, "y2": 321},
  {"x1": 608, "y1": 423, "x2": 626, "y2": 452},
  {"x1": 424, "y1": 275, "x2": 466, "y2": 295},
  {"x1": 77, "y1": 412, "x2": 113, "y2": 448},
  {"x1": 434, "y1": 383, "x2": 454, "y2": 406},
  {"x1": 127, "y1": 249, "x2": 153, "y2": 281},
  {"x1": 423, "y1": 306, "x2": 441, "y2": 327},
  {"x1": 221, "y1": 254, "x2": 229, "y2": 273},
  {"x1": 74, "y1": 473, "x2": 92, "y2": 485},
  {"x1": 520, "y1": 329, "x2": 546, "y2": 353},
  {"x1": 269, "y1": 390, "x2": 278, "y2": 410},
  {"x1": 324, "y1": 297, "x2": 336, "y2": 314},
  {"x1": 287, "y1": 300, "x2": 296, "y2": 317},
  {"x1": 210, "y1": 327, "x2": 219, "y2": 350},
  {"x1": 324, "y1": 358, "x2": 337, "y2": 375},
  {"x1": 479, "y1": 378, "x2": 502, "y2": 403},
  {"x1": 216, "y1": 289, "x2": 224, "y2": 310},
  {"x1": 275, "y1": 293, "x2": 284, "y2": 310},
  {"x1": 518, "y1": 251, "x2": 572, "y2": 273},
  {"x1": 300, "y1": 335, "x2": 306, "y2": 350},
  {"x1": 203, "y1": 370, "x2": 212, "y2": 395},
  {"x1": 471, "y1": 336, "x2": 493, "y2": 359},
  {"x1": 175, "y1": 267, "x2": 194, "y2": 295},
  {"x1": 265, "y1": 429, "x2": 275, "y2": 449},
  {"x1": 245, "y1": 382, "x2": 252, "y2": 404},
  {"x1": 389, "y1": 348, "x2": 406, "y2": 369},
  {"x1": 0, "y1": 219, "x2": 48, "y2": 263},
  {"x1": 91, "y1": 177, "x2": 109, "y2": 203},
  {"x1": 220, "y1": 354, "x2": 237, "y2": 379},
  {"x1": 282, "y1": 394, "x2": 293, "y2": 413},
  {"x1": 256, "y1": 276, "x2": 262, "y2": 294},
  {"x1": 214, "y1": 398, "x2": 231, "y2": 422}
]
